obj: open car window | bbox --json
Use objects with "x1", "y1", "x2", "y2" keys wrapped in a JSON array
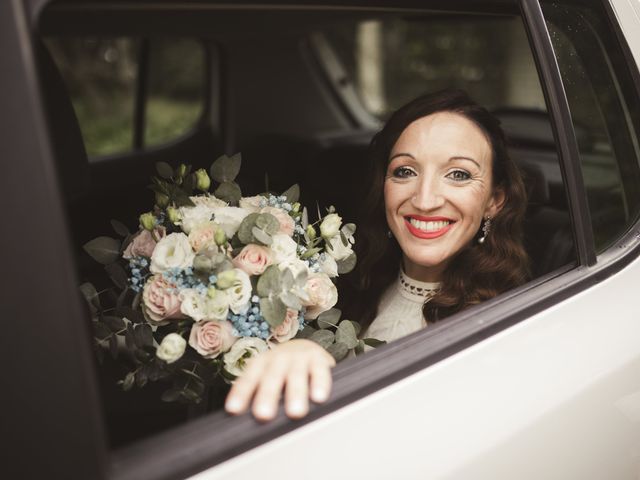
[{"x1": 20, "y1": 0, "x2": 640, "y2": 478}]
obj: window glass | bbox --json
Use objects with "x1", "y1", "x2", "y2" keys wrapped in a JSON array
[
  {"x1": 144, "y1": 38, "x2": 206, "y2": 147},
  {"x1": 322, "y1": 17, "x2": 547, "y2": 119},
  {"x1": 45, "y1": 37, "x2": 138, "y2": 157},
  {"x1": 541, "y1": 0, "x2": 640, "y2": 250}
]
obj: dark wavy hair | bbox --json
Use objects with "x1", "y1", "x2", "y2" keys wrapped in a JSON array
[{"x1": 342, "y1": 88, "x2": 530, "y2": 331}]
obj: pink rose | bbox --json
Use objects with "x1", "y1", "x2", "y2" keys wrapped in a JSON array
[
  {"x1": 303, "y1": 273, "x2": 338, "y2": 320},
  {"x1": 189, "y1": 320, "x2": 237, "y2": 359},
  {"x1": 142, "y1": 274, "x2": 184, "y2": 323},
  {"x1": 123, "y1": 227, "x2": 166, "y2": 259},
  {"x1": 270, "y1": 308, "x2": 301, "y2": 343},
  {"x1": 188, "y1": 221, "x2": 218, "y2": 252},
  {"x1": 232, "y1": 244, "x2": 274, "y2": 275},
  {"x1": 260, "y1": 206, "x2": 295, "y2": 237}
]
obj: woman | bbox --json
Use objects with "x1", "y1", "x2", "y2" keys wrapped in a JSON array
[{"x1": 224, "y1": 89, "x2": 529, "y2": 421}]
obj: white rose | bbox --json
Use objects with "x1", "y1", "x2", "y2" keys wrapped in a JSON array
[
  {"x1": 239, "y1": 195, "x2": 266, "y2": 212},
  {"x1": 320, "y1": 213, "x2": 342, "y2": 238},
  {"x1": 319, "y1": 254, "x2": 338, "y2": 277},
  {"x1": 156, "y1": 333, "x2": 187, "y2": 363},
  {"x1": 179, "y1": 204, "x2": 218, "y2": 234},
  {"x1": 179, "y1": 289, "x2": 209, "y2": 321},
  {"x1": 205, "y1": 288, "x2": 231, "y2": 321},
  {"x1": 223, "y1": 268, "x2": 252, "y2": 315},
  {"x1": 270, "y1": 234, "x2": 298, "y2": 263},
  {"x1": 190, "y1": 195, "x2": 227, "y2": 209},
  {"x1": 326, "y1": 235, "x2": 354, "y2": 261},
  {"x1": 150, "y1": 233, "x2": 195, "y2": 273},
  {"x1": 223, "y1": 337, "x2": 269, "y2": 377},
  {"x1": 278, "y1": 257, "x2": 309, "y2": 278},
  {"x1": 213, "y1": 206, "x2": 251, "y2": 239}
]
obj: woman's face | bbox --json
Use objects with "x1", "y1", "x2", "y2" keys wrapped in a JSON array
[{"x1": 384, "y1": 111, "x2": 505, "y2": 282}]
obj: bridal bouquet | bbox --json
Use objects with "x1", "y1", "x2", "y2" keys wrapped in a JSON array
[{"x1": 81, "y1": 154, "x2": 369, "y2": 404}]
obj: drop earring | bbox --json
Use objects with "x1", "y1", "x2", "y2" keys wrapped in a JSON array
[
  {"x1": 387, "y1": 229, "x2": 393, "y2": 239},
  {"x1": 478, "y1": 216, "x2": 491, "y2": 244}
]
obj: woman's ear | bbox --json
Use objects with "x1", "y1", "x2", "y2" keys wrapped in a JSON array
[{"x1": 485, "y1": 186, "x2": 506, "y2": 218}]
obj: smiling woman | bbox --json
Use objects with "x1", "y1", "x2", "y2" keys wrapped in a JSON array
[{"x1": 225, "y1": 89, "x2": 531, "y2": 421}]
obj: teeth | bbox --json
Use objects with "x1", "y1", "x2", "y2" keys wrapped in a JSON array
[{"x1": 409, "y1": 218, "x2": 450, "y2": 232}]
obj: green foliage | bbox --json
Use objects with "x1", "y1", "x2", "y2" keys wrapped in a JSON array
[
  {"x1": 210, "y1": 153, "x2": 241, "y2": 184},
  {"x1": 83, "y1": 236, "x2": 121, "y2": 265},
  {"x1": 336, "y1": 320, "x2": 358, "y2": 349},
  {"x1": 317, "y1": 308, "x2": 341, "y2": 329},
  {"x1": 337, "y1": 252, "x2": 357, "y2": 274},
  {"x1": 282, "y1": 184, "x2": 300, "y2": 204},
  {"x1": 214, "y1": 181, "x2": 241, "y2": 205},
  {"x1": 260, "y1": 296, "x2": 287, "y2": 327},
  {"x1": 309, "y1": 329, "x2": 335, "y2": 349}
]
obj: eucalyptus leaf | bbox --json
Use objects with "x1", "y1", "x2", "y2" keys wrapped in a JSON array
[
  {"x1": 336, "y1": 320, "x2": 358, "y2": 349},
  {"x1": 94, "y1": 322, "x2": 111, "y2": 341},
  {"x1": 183, "y1": 172, "x2": 195, "y2": 193},
  {"x1": 180, "y1": 368, "x2": 204, "y2": 383},
  {"x1": 355, "y1": 340, "x2": 365, "y2": 356},
  {"x1": 105, "y1": 263, "x2": 128, "y2": 289},
  {"x1": 260, "y1": 296, "x2": 287, "y2": 327},
  {"x1": 110, "y1": 219, "x2": 131, "y2": 237},
  {"x1": 301, "y1": 247, "x2": 321, "y2": 259},
  {"x1": 363, "y1": 337, "x2": 387, "y2": 348},
  {"x1": 255, "y1": 213, "x2": 280, "y2": 235},
  {"x1": 281, "y1": 267, "x2": 294, "y2": 291},
  {"x1": 135, "y1": 324, "x2": 154, "y2": 348},
  {"x1": 341, "y1": 223, "x2": 356, "y2": 238},
  {"x1": 103, "y1": 315, "x2": 126, "y2": 332},
  {"x1": 327, "y1": 341, "x2": 349, "y2": 362},
  {"x1": 210, "y1": 153, "x2": 242, "y2": 183},
  {"x1": 317, "y1": 308, "x2": 341, "y2": 329},
  {"x1": 83, "y1": 236, "x2": 121, "y2": 265},
  {"x1": 251, "y1": 226, "x2": 272, "y2": 246},
  {"x1": 280, "y1": 291, "x2": 302, "y2": 310},
  {"x1": 340, "y1": 231, "x2": 349, "y2": 247},
  {"x1": 136, "y1": 367, "x2": 149, "y2": 388},
  {"x1": 309, "y1": 329, "x2": 335, "y2": 349},
  {"x1": 282, "y1": 184, "x2": 300, "y2": 204},
  {"x1": 122, "y1": 372, "x2": 135, "y2": 391},
  {"x1": 109, "y1": 334, "x2": 118, "y2": 359},
  {"x1": 296, "y1": 325, "x2": 316, "y2": 339},
  {"x1": 156, "y1": 161, "x2": 174, "y2": 179},
  {"x1": 337, "y1": 252, "x2": 357, "y2": 274},
  {"x1": 161, "y1": 388, "x2": 182, "y2": 402},
  {"x1": 132, "y1": 291, "x2": 142, "y2": 310},
  {"x1": 302, "y1": 207, "x2": 309, "y2": 229},
  {"x1": 256, "y1": 265, "x2": 282, "y2": 297},
  {"x1": 79, "y1": 282, "x2": 100, "y2": 310},
  {"x1": 237, "y1": 212, "x2": 259, "y2": 244},
  {"x1": 124, "y1": 326, "x2": 136, "y2": 349}
]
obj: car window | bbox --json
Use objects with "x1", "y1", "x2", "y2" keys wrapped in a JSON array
[
  {"x1": 541, "y1": 0, "x2": 640, "y2": 251},
  {"x1": 45, "y1": 36, "x2": 206, "y2": 158}
]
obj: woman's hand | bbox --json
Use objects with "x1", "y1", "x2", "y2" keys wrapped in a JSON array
[{"x1": 224, "y1": 339, "x2": 336, "y2": 421}]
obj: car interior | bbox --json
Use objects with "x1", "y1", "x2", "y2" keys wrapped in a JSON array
[{"x1": 35, "y1": 2, "x2": 588, "y2": 448}]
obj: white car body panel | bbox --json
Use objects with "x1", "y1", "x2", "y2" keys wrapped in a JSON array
[
  {"x1": 186, "y1": 1, "x2": 640, "y2": 478},
  {"x1": 191, "y1": 255, "x2": 640, "y2": 480}
]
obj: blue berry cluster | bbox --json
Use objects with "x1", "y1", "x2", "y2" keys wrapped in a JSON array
[
  {"x1": 307, "y1": 252, "x2": 326, "y2": 274},
  {"x1": 161, "y1": 267, "x2": 216, "y2": 294},
  {"x1": 128, "y1": 257, "x2": 149, "y2": 292},
  {"x1": 229, "y1": 295, "x2": 271, "y2": 339},
  {"x1": 260, "y1": 194, "x2": 292, "y2": 212}
]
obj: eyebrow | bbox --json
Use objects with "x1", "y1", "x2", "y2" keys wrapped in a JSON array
[{"x1": 389, "y1": 152, "x2": 481, "y2": 169}]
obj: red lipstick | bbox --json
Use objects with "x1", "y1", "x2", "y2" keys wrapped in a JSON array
[{"x1": 404, "y1": 216, "x2": 454, "y2": 239}]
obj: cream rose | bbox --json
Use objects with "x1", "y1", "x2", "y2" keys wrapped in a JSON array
[
  {"x1": 318, "y1": 254, "x2": 338, "y2": 277},
  {"x1": 239, "y1": 195, "x2": 266, "y2": 212},
  {"x1": 232, "y1": 244, "x2": 274, "y2": 276},
  {"x1": 189, "y1": 320, "x2": 237, "y2": 359},
  {"x1": 269, "y1": 308, "x2": 301, "y2": 343},
  {"x1": 179, "y1": 204, "x2": 218, "y2": 234},
  {"x1": 156, "y1": 333, "x2": 187, "y2": 363},
  {"x1": 142, "y1": 275, "x2": 184, "y2": 323},
  {"x1": 213, "y1": 206, "x2": 251, "y2": 239},
  {"x1": 326, "y1": 235, "x2": 354, "y2": 261},
  {"x1": 302, "y1": 273, "x2": 338, "y2": 320},
  {"x1": 260, "y1": 206, "x2": 295, "y2": 236},
  {"x1": 270, "y1": 234, "x2": 298, "y2": 263},
  {"x1": 188, "y1": 221, "x2": 219, "y2": 253},
  {"x1": 320, "y1": 213, "x2": 342, "y2": 239},
  {"x1": 123, "y1": 226, "x2": 166, "y2": 259},
  {"x1": 190, "y1": 195, "x2": 227, "y2": 209},
  {"x1": 150, "y1": 232, "x2": 195, "y2": 273},
  {"x1": 223, "y1": 337, "x2": 269, "y2": 377},
  {"x1": 222, "y1": 268, "x2": 252, "y2": 314}
]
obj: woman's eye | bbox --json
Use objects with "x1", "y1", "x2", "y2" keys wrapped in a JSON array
[
  {"x1": 392, "y1": 166, "x2": 416, "y2": 178},
  {"x1": 446, "y1": 170, "x2": 471, "y2": 181}
]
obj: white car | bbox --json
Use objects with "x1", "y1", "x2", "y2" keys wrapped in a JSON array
[{"x1": 3, "y1": 0, "x2": 640, "y2": 479}]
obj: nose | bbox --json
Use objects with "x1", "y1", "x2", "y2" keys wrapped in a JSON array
[{"x1": 410, "y1": 174, "x2": 445, "y2": 211}]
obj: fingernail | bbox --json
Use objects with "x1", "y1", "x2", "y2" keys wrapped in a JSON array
[
  {"x1": 312, "y1": 388, "x2": 328, "y2": 402},
  {"x1": 225, "y1": 397, "x2": 242, "y2": 413},
  {"x1": 288, "y1": 400, "x2": 307, "y2": 417},
  {"x1": 255, "y1": 404, "x2": 275, "y2": 419}
]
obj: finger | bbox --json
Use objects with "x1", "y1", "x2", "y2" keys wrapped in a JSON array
[
  {"x1": 225, "y1": 355, "x2": 267, "y2": 415},
  {"x1": 309, "y1": 358, "x2": 333, "y2": 403},
  {"x1": 251, "y1": 357, "x2": 289, "y2": 421},
  {"x1": 284, "y1": 363, "x2": 310, "y2": 419}
]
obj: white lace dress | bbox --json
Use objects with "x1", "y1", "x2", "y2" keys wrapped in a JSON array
[{"x1": 363, "y1": 270, "x2": 440, "y2": 344}]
